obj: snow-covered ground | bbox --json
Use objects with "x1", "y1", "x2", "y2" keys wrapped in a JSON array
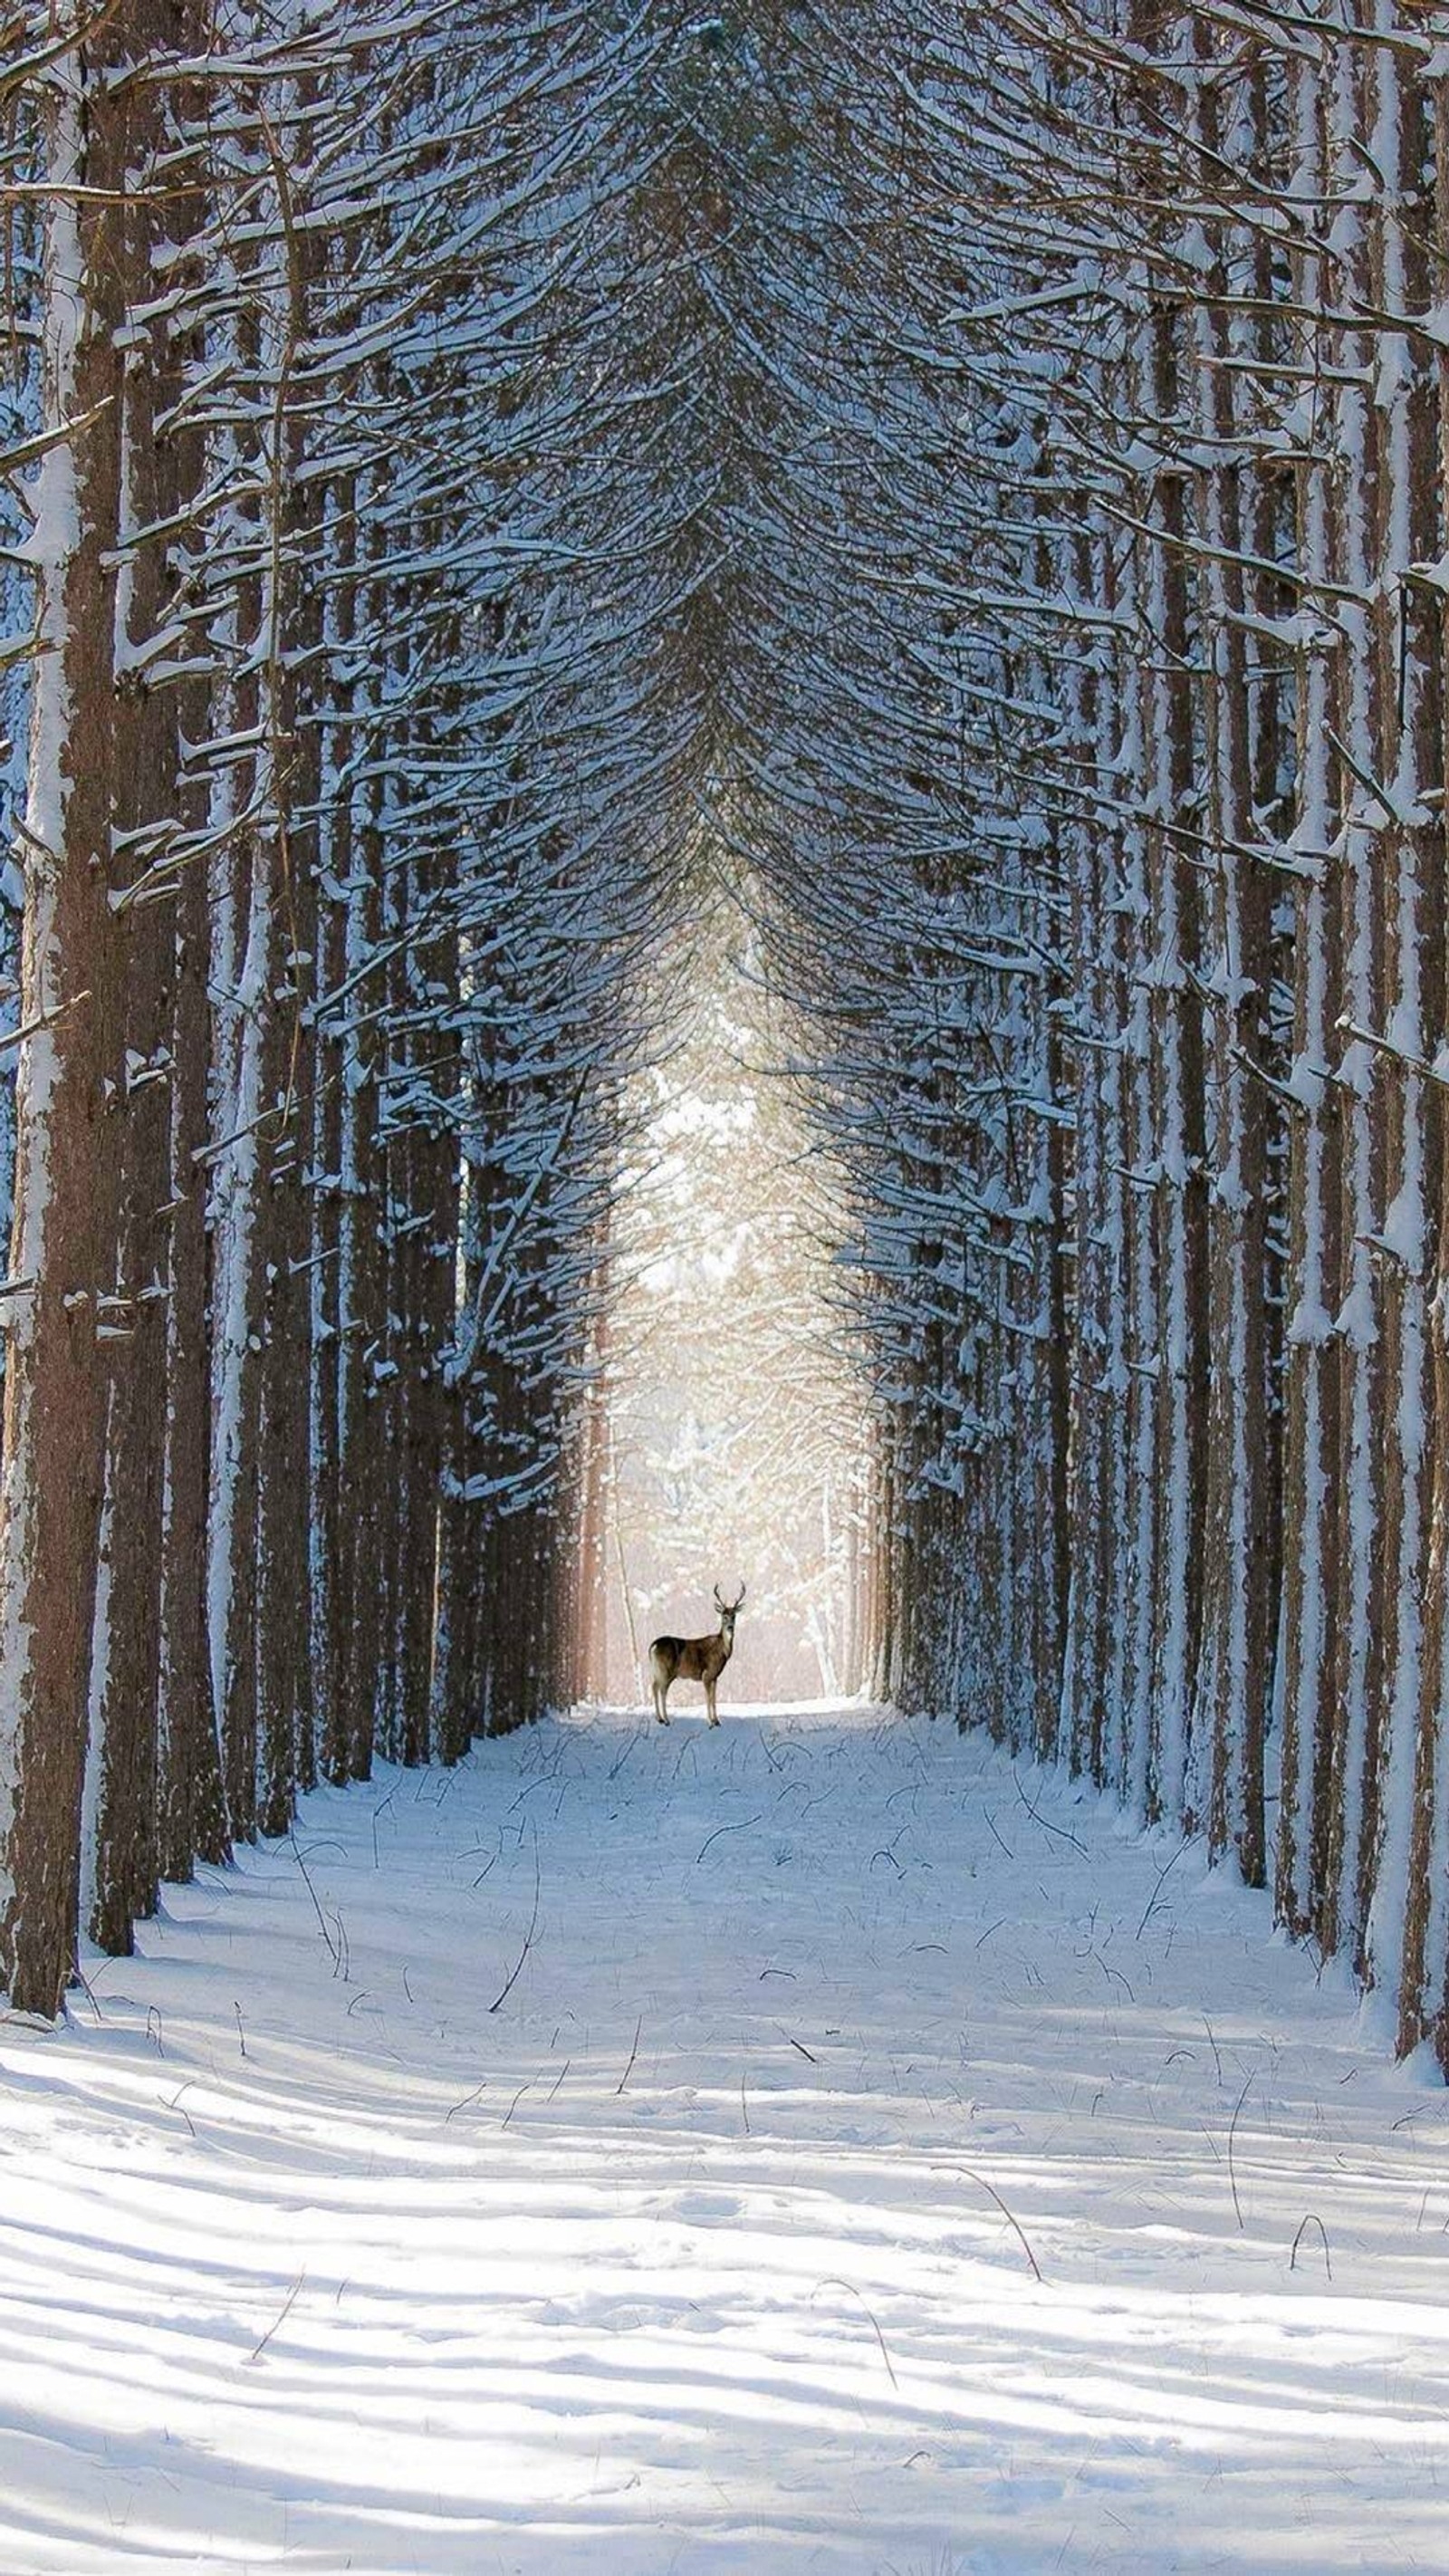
[{"x1": 1, "y1": 1703, "x2": 1446, "y2": 2575}]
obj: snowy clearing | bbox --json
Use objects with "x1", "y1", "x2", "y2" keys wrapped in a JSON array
[{"x1": 1, "y1": 1703, "x2": 1446, "y2": 2575}]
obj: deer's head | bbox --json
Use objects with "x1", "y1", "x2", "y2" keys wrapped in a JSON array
[{"x1": 714, "y1": 1582, "x2": 746, "y2": 1638}]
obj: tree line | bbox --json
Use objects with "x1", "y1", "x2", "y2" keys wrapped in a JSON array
[
  {"x1": 712, "y1": 0, "x2": 1449, "y2": 2067},
  {"x1": 0, "y1": 1, "x2": 687, "y2": 2014}
]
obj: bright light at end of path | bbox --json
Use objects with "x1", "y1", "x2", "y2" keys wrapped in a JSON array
[{"x1": 581, "y1": 903, "x2": 870, "y2": 1706}]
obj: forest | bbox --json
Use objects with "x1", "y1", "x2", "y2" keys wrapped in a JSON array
[
  {"x1": 8, "y1": 5, "x2": 1449, "y2": 2566},
  {"x1": 3, "y1": 0, "x2": 1449, "y2": 2075}
]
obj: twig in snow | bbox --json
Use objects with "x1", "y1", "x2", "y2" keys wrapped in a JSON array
[
  {"x1": 607, "y1": 1729, "x2": 638, "y2": 1783},
  {"x1": 946, "y1": 2162, "x2": 1044, "y2": 2283},
  {"x1": 1227, "y1": 2071, "x2": 1253, "y2": 2229},
  {"x1": 741, "y1": 2071, "x2": 751, "y2": 2135},
  {"x1": 982, "y1": 1806, "x2": 1015, "y2": 1860},
  {"x1": 369, "y1": 1788, "x2": 396, "y2": 1868},
  {"x1": 1201, "y1": 2013, "x2": 1223, "y2": 2086},
  {"x1": 1135, "y1": 1834, "x2": 1199, "y2": 1939},
  {"x1": 234, "y1": 2003, "x2": 247, "y2": 2059},
  {"x1": 246, "y1": 2269, "x2": 306, "y2": 2365},
  {"x1": 815, "y1": 2276, "x2": 899, "y2": 2390},
  {"x1": 68, "y1": 1963, "x2": 104, "y2": 2023},
  {"x1": 445, "y1": 2081, "x2": 487, "y2": 2124},
  {"x1": 502, "y1": 2081, "x2": 531, "y2": 2130},
  {"x1": 146, "y1": 2006, "x2": 164, "y2": 2054},
  {"x1": 545, "y1": 2057, "x2": 571, "y2": 2103},
  {"x1": 777, "y1": 2026, "x2": 819, "y2": 2064},
  {"x1": 1290, "y1": 2213, "x2": 1331, "y2": 2280},
  {"x1": 168, "y1": 2083, "x2": 197, "y2": 2139},
  {"x1": 1011, "y1": 1768, "x2": 1086, "y2": 1856},
  {"x1": 616, "y1": 2013, "x2": 643, "y2": 2094},
  {"x1": 696, "y1": 1811, "x2": 763, "y2": 1863},
  {"x1": 487, "y1": 1828, "x2": 540, "y2": 2015},
  {"x1": 290, "y1": 1829, "x2": 341, "y2": 1970}
]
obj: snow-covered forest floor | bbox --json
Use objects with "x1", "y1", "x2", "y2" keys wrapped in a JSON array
[{"x1": 1, "y1": 1706, "x2": 1446, "y2": 2575}]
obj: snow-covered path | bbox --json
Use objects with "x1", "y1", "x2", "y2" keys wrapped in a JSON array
[{"x1": 2, "y1": 1705, "x2": 1446, "y2": 2575}]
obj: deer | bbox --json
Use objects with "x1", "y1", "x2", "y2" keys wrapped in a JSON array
[{"x1": 648, "y1": 1584, "x2": 746, "y2": 1727}]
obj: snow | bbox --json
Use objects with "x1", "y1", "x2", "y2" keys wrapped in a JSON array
[{"x1": 1, "y1": 1703, "x2": 1446, "y2": 2575}]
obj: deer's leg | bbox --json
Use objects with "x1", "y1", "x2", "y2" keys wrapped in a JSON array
[
  {"x1": 655, "y1": 1679, "x2": 670, "y2": 1725},
  {"x1": 706, "y1": 1678, "x2": 719, "y2": 1726}
]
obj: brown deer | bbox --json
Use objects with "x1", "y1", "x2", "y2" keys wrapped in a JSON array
[{"x1": 648, "y1": 1584, "x2": 746, "y2": 1726}]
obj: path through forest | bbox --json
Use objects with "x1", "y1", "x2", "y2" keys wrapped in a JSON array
[{"x1": 1, "y1": 1706, "x2": 1446, "y2": 2573}]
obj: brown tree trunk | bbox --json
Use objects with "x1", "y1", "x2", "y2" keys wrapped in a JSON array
[{"x1": 0, "y1": 10, "x2": 148, "y2": 2012}]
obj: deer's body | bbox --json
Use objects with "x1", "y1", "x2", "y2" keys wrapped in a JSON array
[{"x1": 649, "y1": 1586, "x2": 745, "y2": 1725}]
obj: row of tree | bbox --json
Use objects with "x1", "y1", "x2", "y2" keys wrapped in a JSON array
[
  {"x1": 0, "y1": 1, "x2": 689, "y2": 2014},
  {"x1": 694, "y1": 0, "x2": 1449, "y2": 2065}
]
